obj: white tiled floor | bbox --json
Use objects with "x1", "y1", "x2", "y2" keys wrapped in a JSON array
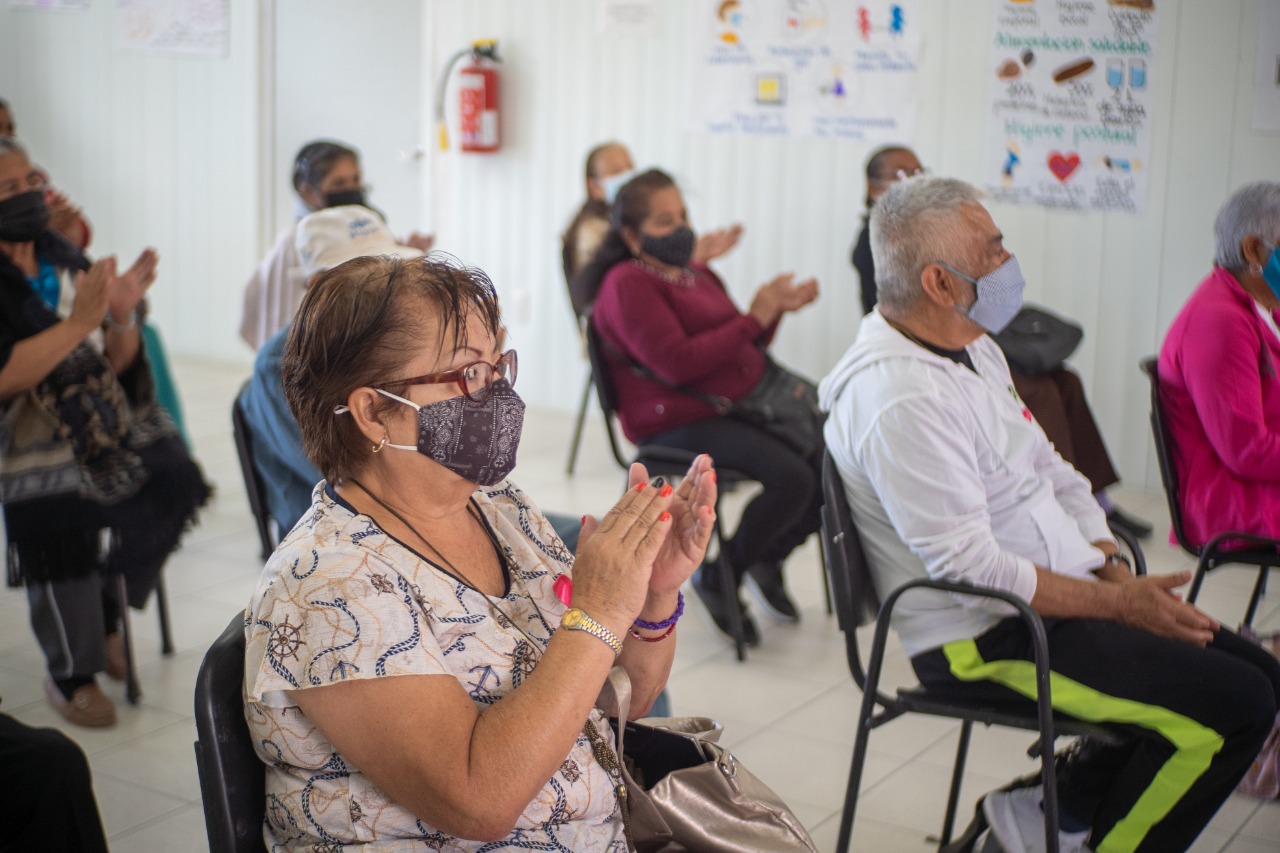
[{"x1": 2, "y1": 356, "x2": 1279, "y2": 852}]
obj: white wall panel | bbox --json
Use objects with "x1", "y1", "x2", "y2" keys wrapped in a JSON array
[{"x1": 0, "y1": 0, "x2": 263, "y2": 364}]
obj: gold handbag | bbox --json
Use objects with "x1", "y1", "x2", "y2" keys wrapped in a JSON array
[{"x1": 591, "y1": 667, "x2": 819, "y2": 853}]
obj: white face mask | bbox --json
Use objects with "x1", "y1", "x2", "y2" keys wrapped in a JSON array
[{"x1": 599, "y1": 169, "x2": 636, "y2": 205}]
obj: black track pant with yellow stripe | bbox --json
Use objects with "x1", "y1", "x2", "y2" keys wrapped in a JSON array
[{"x1": 911, "y1": 619, "x2": 1280, "y2": 853}]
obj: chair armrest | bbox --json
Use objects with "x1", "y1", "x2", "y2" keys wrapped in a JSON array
[
  {"x1": 865, "y1": 578, "x2": 1053, "y2": 713},
  {"x1": 1201, "y1": 531, "x2": 1280, "y2": 554}
]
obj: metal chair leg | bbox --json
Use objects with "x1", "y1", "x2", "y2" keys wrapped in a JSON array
[
  {"x1": 114, "y1": 574, "x2": 142, "y2": 704},
  {"x1": 566, "y1": 369, "x2": 593, "y2": 476},
  {"x1": 818, "y1": 536, "x2": 833, "y2": 615},
  {"x1": 156, "y1": 572, "x2": 174, "y2": 655},
  {"x1": 939, "y1": 721, "x2": 973, "y2": 847},
  {"x1": 1244, "y1": 566, "x2": 1271, "y2": 627}
]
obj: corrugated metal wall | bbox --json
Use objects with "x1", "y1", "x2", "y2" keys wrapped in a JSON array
[{"x1": 419, "y1": 0, "x2": 1280, "y2": 489}]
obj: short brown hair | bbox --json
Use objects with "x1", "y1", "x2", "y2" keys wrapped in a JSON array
[{"x1": 283, "y1": 254, "x2": 503, "y2": 483}]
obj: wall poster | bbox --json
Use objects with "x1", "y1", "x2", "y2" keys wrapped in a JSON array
[
  {"x1": 983, "y1": 0, "x2": 1159, "y2": 214},
  {"x1": 686, "y1": 0, "x2": 924, "y2": 143},
  {"x1": 115, "y1": 0, "x2": 228, "y2": 56}
]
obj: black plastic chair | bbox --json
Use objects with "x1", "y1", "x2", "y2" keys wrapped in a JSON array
[
  {"x1": 232, "y1": 382, "x2": 278, "y2": 561},
  {"x1": 194, "y1": 612, "x2": 267, "y2": 853},
  {"x1": 1140, "y1": 358, "x2": 1275, "y2": 626},
  {"x1": 585, "y1": 321, "x2": 760, "y2": 659},
  {"x1": 820, "y1": 451, "x2": 1133, "y2": 853}
]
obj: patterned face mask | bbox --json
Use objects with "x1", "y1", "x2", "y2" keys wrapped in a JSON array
[{"x1": 373, "y1": 379, "x2": 524, "y2": 486}]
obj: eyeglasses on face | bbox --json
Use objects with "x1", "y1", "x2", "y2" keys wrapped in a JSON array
[{"x1": 386, "y1": 349, "x2": 518, "y2": 403}]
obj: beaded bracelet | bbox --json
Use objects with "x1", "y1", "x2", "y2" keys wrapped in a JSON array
[
  {"x1": 630, "y1": 622, "x2": 677, "y2": 643},
  {"x1": 633, "y1": 591, "x2": 684, "y2": 631}
]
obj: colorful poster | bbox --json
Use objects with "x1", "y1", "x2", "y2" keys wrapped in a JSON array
[
  {"x1": 983, "y1": 0, "x2": 1159, "y2": 214},
  {"x1": 686, "y1": 0, "x2": 923, "y2": 143},
  {"x1": 115, "y1": 0, "x2": 228, "y2": 57},
  {"x1": 10, "y1": 0, "x2": 89, "y2": 9}
]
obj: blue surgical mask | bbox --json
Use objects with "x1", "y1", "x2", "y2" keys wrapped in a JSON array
[
  {"x1": 940, "y1": 255, "x2": 1026, "y2": 334},
  {"x1": 600, "y1": 169, "x2": 636, "y2": 205},
  {"x1": 1262, "y1": 243, "x2": 1280, "y2": 302}
]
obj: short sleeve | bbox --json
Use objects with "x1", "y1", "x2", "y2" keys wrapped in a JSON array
[{"x1": 246, "y1": 537, "x2": 452, "y2": 709}]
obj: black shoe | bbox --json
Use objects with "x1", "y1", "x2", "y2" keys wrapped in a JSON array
[
  {"x1": 692, "y1": 577, "x2": 760, "y2": 646},
  {"x1": 1107, "y1": 507, "x2": 1153, "y2": 540},
  {"x1": 744, "y1": 562, "x2": 800, "y2": 622}
]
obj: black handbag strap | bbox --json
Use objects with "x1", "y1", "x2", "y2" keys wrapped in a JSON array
[{"x1": 596, "y1": 333, "x2": 733, "y2": 414}]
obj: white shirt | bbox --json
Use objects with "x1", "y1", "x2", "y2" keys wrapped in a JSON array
[{"x1": 818, "y1": 311, "x2": 1113, "y2": 656}]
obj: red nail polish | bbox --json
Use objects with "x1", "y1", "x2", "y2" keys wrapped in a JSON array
[
  {"x1": 580, "y1": 515, "x2": 587, "y2": 526},
  {"x1": 660, "y1": 511, "x2": 671, "y2": 522},
  {"x1": 635, "y1": 482, "x2": 646, "y2": 492},
  {"x1": 660, "y1": 484, "x2": 673, "y2": 497}
]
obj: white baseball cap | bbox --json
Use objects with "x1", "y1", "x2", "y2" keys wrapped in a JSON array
[{"x1": 295, "y1": 205, "x2": 424, "y2": 278}]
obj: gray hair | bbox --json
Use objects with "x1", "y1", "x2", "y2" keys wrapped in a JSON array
[
  {"x1": 870, "y1": 175, "x2": 984, "y2": 315},
  {"x1": 1214, "y1": 181, "x2": 1280, "y2": 270}
]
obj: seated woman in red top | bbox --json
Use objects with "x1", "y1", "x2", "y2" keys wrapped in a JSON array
[
  {"x1": 1159, "y1": 180, "x2": 1280, "y2": 545},
  {"x1": 577, "y1": 168, "x2": 821, "y2": 645}
]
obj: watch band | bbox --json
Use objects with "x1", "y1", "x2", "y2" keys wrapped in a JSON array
[{"x1": 560, "y1": 608, "x2": 623, "y2": 657}]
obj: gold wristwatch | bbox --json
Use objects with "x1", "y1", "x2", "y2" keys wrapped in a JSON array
[{"x1": 560, "y1": 608, "x2": 623, "y2": 657}]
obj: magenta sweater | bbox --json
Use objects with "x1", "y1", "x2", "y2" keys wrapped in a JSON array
[
  {"x1": 591, "y1": 260, "x2": 774, "y2": 443},
  {"x1": 1158, "y1": 266, "x2": 1280, "y2": 545}
]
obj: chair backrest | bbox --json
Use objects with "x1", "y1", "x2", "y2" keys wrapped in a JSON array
[
  {"x1": 584, "y1": 319, "x2": 635, "y2": 469},
  {"x1": 820, "y1": 451, "x2": 882, "y2": 689},
  {"x1": 231, "y1": 382, "x2": 277, "y2": 560},
  {"x1": 1139, "y1": 358, "x2": 1194, "y2": 552},
  {"x1": 194, "y1": 613, "x2": 267, "y2": 853}
]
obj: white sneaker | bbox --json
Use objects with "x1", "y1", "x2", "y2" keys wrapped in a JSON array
[{"x1": 982, "y1": 784, "x2": 1092, "y2": 853}]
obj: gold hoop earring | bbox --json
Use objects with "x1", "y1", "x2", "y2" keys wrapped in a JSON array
[{"x1": 371, "y1": 437, "x2": 388, "y2": 453}]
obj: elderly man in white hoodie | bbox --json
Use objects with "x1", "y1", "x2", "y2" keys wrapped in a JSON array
[{"x1": 818, "y1": 175, "x2": 1279, "y2": 853}]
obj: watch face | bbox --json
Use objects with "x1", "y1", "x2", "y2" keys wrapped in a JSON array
[{"x1": 563, "y1": 609, "x2": 584, "y2": 628}]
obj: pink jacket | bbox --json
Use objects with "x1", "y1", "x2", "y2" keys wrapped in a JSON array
[{"x1": 1158, "y1": 267, "x2": 1280, "y2": 545}]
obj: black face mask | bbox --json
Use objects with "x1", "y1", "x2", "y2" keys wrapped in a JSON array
[
  {"x1": 641, "y1": 226, "x2": 696, "y2": 268},
  {"x1": 324, "y1": 188, "x2": 367, "y2": 208},
  {"x1": 0, "y1": 190, "x2": 51, "y2": 243}
]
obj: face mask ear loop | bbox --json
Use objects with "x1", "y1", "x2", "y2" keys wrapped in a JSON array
[{"x1": 374, "y1": 388, "x2": 422, "y2": 410}]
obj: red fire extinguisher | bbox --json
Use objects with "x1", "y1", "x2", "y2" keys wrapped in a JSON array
[{"x1": 435, "y1": 40, "x2": 502, "y2": 154}]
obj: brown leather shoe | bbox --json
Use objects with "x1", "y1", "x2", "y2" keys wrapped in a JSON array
[
  {"x1": 104, "y1": 632, "x2": 127, "y2": 682},
  {"x1": 44, "y1": 677, "x2": 117, "y2": 728}
]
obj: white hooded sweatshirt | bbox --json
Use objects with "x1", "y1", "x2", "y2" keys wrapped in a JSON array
[{"x1": 817, "y1": 311, "x2": 1113, "y2": 657}]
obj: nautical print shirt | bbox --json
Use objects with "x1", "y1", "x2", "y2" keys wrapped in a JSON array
[{"x1": 244, "y1": 481, "x2": 627, "y2": 852}]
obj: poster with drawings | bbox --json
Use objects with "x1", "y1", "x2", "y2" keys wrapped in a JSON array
[
  {"x1": 983, "y1": 0, "x2": 1158, "y2": 214},
  {"x1": 686, "y1": 0, "x2": 923, "y2": 143},
  {"x1": 115, "y1": 0, "x2": 228, "y2": 57}
]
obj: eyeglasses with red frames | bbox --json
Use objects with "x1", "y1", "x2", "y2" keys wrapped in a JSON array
[{"x1": 386, "y1": 349, "x2": 518, "y2": 403}]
